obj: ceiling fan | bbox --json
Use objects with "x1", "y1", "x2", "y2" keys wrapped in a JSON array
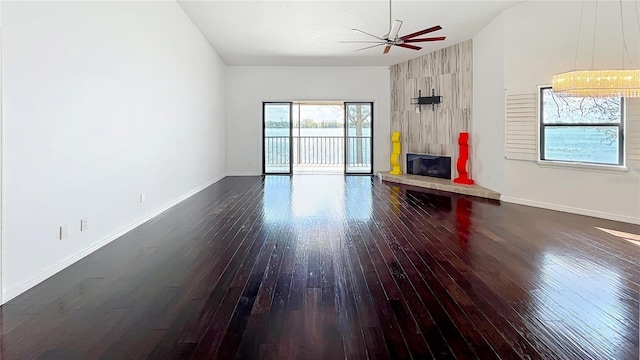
[{"x1": 341, "y1": 0, "x2": 446, "y2": 54}]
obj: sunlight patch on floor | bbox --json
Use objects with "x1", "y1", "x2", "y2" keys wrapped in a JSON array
[{"x1": 596, "y1": 227, "x2": 640, "y2": 246}]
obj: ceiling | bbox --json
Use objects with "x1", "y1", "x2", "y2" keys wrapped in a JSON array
[{"x1": 177, "y1": 0, "x2": 521, "y2": 66}]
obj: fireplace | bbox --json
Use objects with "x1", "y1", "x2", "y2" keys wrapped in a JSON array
[{"x1": 406, "y1": 153, "x2": 451, "y2": 180}]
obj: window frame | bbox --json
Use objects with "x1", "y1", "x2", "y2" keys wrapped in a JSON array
[{"x1": 538, "y1": 85, "x2": 625, "y2": 168}]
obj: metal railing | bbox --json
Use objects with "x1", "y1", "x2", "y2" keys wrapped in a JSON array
[
  {"x1": 294, "y1": 136, "x2": 344, "y2": 165},
  {"x1": 264, "y1": 136, "x2": 290, "y2": 167},
  {"x1": 346, "y1": 136, "x2": 372, "y2": 168},
  {"x1": 265, "y1": 136, "x2": 371, "y2": 168}
]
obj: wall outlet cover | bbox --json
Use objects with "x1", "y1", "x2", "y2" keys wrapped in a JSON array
[
  {"x1": 80, "y1": 218, "x2": 88, "y2": 231},
  {"x1": 60, "y1": 224, "x2": 71, "y2": 240}
]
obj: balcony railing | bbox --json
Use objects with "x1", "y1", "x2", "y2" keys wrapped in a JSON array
[
  {"x1": 345, "y1": 136, "x2": 372, "y2": 168},
  {"x1": 265, "y1": 136, "x2": 371, "y2": 169}
]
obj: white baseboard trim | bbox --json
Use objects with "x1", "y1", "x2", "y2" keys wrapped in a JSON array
[
  {"x1": 226, "y1": 172, "x2": 262, "y2": 176},
  {"x1": 501, "y1": 196, "x2": 640, "y2": 225},
  {"x1": 2, "y1": 174, "x2": 226, "y2": 304}
]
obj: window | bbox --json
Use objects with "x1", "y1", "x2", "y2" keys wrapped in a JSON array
[{"x1": 539, "y1": 86, "x2": 624, "y2": 166}]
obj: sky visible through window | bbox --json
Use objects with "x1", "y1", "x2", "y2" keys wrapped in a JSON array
[{"x1": 265, "y1": 104, "x2": 344, "y2": 126}]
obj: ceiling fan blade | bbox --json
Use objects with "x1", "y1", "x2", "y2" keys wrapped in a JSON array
[
  {"x1": 383, "y1": 45, "x2": 392, "y2": 54},
  {"x1": 396, "y1": 43, "x2": 422, "y2": 51},
  {"x1": 403, "y1": 36, "x2": 446, "y2": 43},
  {"x1": 400, "y1": 25, "x2": 443, "y2": 40},
  {"x1": 355, "y1": 43, "x2": 385, "y2": 52},
  {"x1": 340, "y1": 40, "x2": 386, "y2": 44},
  {"x1": 387, "y1": 19, "x2": 403, "y2": 40},
  {"x1": 351, "y1": 28, "x2": 385, "y2": 40}
]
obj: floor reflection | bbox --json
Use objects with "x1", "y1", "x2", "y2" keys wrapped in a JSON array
[
  {"x1": 262, "y1": 175, "x2": 293, "y2": 225},
  {"x1": 455, "y1": 198, "x2": 472, "y2": 251},
  {"x1": 405, "y1": 189, "x2": 452, "y2": 211},
  {"x1": 264, "y1": 175, "x2": 373, "y2": 222},
  {"x1": 344, "y1": 176, "x2": 373, "y2": 221},
  {"x1": 290, "y1": 175, "x2": 346, "y2": 220},
  {"x1": 528, "y1": 252, "x2": 636, "y2": 359}
]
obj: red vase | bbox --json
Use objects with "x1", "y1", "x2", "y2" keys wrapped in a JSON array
[{"x1": 454, "y1": 132, "x2": 474, "y2": 185}]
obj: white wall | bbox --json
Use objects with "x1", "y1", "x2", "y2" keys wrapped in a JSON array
[
  {"x1": 0, "y1": 1, "x2": 3, "y2": 305},
  {"x1": 472, "y1": 14, "x2": 505, "y2": 193},
  {"x1": 2, "y1": 1, "x2": 226, "y2": 302},
  {"x1": 226, "y1": 66, "x2": 390, "y2": 175},
  {"x1": 473, "y1": 1, "x2": 640, "y2": 224}
]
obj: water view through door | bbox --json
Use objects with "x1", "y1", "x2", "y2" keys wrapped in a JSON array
[
  {"x1": 263, "y1": 103, "x2": 292, "y2": 174},
  {"x1": 345, "y1": 102, "x2": 372, "y2": 174},
  {"x1": 263, "y1": 102, "x2": 372, "y2": 175}
]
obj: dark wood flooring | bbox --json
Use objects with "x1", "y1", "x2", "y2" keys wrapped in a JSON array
[{"x1": 1, "y1": 175, "x2": 638, "y2": 359}]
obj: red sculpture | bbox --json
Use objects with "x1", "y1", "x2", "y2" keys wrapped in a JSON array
[{"x1": 454, "y1": 132, "x2": 474, "y2": 185}]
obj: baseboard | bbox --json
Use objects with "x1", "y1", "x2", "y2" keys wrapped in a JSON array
[
  {"x1": 501, "y1": 196, "x2": 640, "y2": 225},
  {"x1": 2, "y1": 174, "x2": 226, "y2": 304},
  {"x1": 226, "y1": 172, "x2": 262, "y2": 176}
]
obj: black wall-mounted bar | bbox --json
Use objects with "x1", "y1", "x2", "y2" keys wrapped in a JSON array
[{"x1": 411, "y1": 89, "x2": 442, "y2": 111}]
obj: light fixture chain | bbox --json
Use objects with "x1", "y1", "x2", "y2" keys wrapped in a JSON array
[
  {"x1": 627, "y1": 0, "x2": 640, "y2": 64},
  {"x1": 591, "y1": 0, "x2": 598, "y2": 69},
  {"x1": 389, "y1": 0, "x2": 392, "y2": 32},
  {"x1": 574, "y1": 0, "x2": 586, "y2": 71},
  {"x1": 636, "y1": 0, "x2": 640, "y2": 33},
  {"x1": 618, "y1": 0, "x2": 636, "y2": 69},
  {"x1": 619, "y1": 0, "x2": 636, "y2": 69}
]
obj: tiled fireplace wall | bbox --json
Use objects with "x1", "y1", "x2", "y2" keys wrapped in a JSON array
[{"x1": 390, "y1": 40, "x2": 472, "y2": 175}]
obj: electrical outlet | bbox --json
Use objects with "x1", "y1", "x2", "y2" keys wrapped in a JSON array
[
  {"x1": 140, "y1": 193, "x2": 145, "y2": 203},
  {"x1": 80, "y1": 218, "x2": 88, "y2": 232},
  {"x1": 60, "y1": 223, "x2": 71, "y2": 240}
]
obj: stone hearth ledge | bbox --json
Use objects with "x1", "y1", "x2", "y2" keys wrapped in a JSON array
[{"x1": 377, "y1": 171, "x2": 501, "y2": 201}]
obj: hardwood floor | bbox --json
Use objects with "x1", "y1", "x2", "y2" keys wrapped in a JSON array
[{"x1": 1, "y1": 175, "x2": 638, "y2": 359}]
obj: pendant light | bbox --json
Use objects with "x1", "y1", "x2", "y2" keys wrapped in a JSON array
[{"x1": 552, "y1": 0, "x2": 640, "y2": 98}]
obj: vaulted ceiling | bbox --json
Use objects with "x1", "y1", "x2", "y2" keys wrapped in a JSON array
[{"x1": 178, "y1": 1, "x2": 521, "y2": 66}]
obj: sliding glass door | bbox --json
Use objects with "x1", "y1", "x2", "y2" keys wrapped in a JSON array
[
  {"x1": 345, "y1": 102, "x2": 373, "y2": 174},
  {"x1": 263, "y1": 102, "x2": 373, "y2": 175},
  {"x1": 263, "y1": 102, "x2": 293, "y2": 174}
]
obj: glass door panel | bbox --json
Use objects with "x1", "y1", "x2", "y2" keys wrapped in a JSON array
[
  {"x1": 345, "y1": 102, "x2": 373, "y2": 174},
  {"x1": 294, "y1": 103, "x2": 345, "y2": 174},
  {"x1": 263, "y1": 102, "x2": 292, "y2": 174}
]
